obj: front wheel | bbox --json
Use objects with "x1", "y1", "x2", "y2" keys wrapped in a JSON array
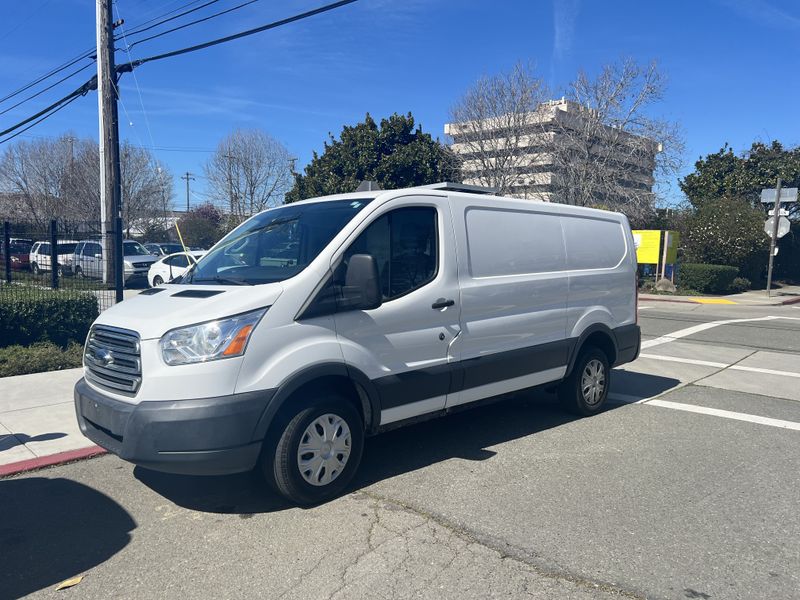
[
  {"x1": 152, "y1": 275, "x2": 164, "y2": 286},
  {"x1": 558, "y1": 347, "x2": 610, "y2": 416},
  {"x1": 262, "y1": 396, "x2": 364, "y2": 506},
  {"x1": 31, "y1": 262, "x2": 40, "y2": 275},
  {"x1": 74, "y1": 266, "x2": 83, "y2": 279}
]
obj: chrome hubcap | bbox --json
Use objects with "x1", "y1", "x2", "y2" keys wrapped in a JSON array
[
  {"x1": 297, "y1": 413, "x2": 351, "y2": 487},
  {"x1": 581, "y1": 359, "x2": 606, "y2": 406}
]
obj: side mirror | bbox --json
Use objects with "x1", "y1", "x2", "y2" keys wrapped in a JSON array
[{"x1": 341, "y1": 254, "x2": 382, "y2": 311}]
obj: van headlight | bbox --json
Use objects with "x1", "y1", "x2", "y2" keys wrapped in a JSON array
[{"x1": 160, "y1": 308, "x2": 267, "y2": 365}]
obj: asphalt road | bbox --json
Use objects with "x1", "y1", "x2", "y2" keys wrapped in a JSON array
[{"x1": 2, "y1": 301, "x2": 799, "y2": 600}]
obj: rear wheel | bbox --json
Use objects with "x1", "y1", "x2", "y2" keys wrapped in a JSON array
[
  {"x1": 262, "y1": 395, "x2": 364, "y2": 506},
  {"x1": 558, "y1": 347, "x2": 610, "y2": 416}
]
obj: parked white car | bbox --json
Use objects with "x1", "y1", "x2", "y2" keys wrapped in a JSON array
[
  {"x1": 29, "y1": 240, "x2": 78, "y2": 275},
  {"x1": 75, "y1": 182, "x2": 640, "y2": 505},
  {"x1": 147, "y1": 251, "x2": 206, "y2": 287},
  {"x1": 72, "y1": 239, "x2": 158, "y2": 284}
]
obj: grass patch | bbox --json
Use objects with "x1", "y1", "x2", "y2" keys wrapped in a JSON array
[{"x1": 0, "y1": 342, "x2": 83, "y2": 377}]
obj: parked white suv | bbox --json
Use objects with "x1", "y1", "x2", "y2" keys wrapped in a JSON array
[
  {"x1": 75, "y1": 183, "x2": 640, "y2": 505},
  {"x1": 72, "y1": 239, "x2": 158, "y2": 284},
  {"x1": 29, "y1": 240, "x2": 78, "y2": 275}
]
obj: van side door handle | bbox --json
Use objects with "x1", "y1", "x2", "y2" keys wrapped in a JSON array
[{"x1": 431, "y1": 298, "x2": 455, "y2": 309}]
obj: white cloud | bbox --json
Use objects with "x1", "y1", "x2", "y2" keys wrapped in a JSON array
[
  {"x1": 718, "y1": 0, "x2": 800, "y2": 30},
  {"x1": 553, "y1": 0, "x2": 580, "y2": 61}
]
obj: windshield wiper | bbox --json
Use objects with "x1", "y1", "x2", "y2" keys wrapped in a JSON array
[{"x1": 192, "y1": 276, "x2": 251, "y2": 286}]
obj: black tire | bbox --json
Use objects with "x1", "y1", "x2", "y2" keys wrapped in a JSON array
[
  {"x1": 74, "y1": 266, "x2": 83, "y2": 279},
  {"x1": 558, "y1": 347, "x2": 610, "y2": 416},
  {"x1": 31, "y1": 262, "x2": 39, "y2": 275},
  {"x1": 262, "y1": 395, "x2": 364, "y2": 506},
  {"x1": 153, "y1": 275, "x2": 164, "y2": 286}
]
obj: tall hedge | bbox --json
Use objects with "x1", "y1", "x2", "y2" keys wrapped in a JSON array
[
  {"x1": 0, "y1": 292, "x2": 99, "y2": 348},
  {"x1": 679, "y1": 264, "x2": 738, "y2": 294}
]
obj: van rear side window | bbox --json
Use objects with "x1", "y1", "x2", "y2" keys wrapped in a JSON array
[
  {"x1": 465, "y1": 208, "x2": 565, "y2": 277},
  {"x1": 561, "y1": 216, "x2": 626, "y2": 270}
]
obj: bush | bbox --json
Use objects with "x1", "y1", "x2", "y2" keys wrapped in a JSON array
[
  {"x1": 729, "y1": 277, "x2": 751, "y2": 293},
  {"x1": 0, "y1": 291, "x2": 98, "y2": 348},
  {"x1": 0, "y1": 342, "x2": 83, "y2": 377},
  {"x1": 679, "y1": 263, "x2": 738, "y2": 294}
]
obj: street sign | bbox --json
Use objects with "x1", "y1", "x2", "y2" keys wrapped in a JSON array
[
  {"x1": 764, "y1": 215, "x2": 790, "y2": 239},
  {"x1": 768, "y1": 208, "x2": 790, "y2": 217},
  {"x1": 761, "y1": 187, "x2": 798, "y2": 203}
]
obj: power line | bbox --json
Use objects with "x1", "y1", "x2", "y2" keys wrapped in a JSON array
[
  {"x1": 126, "y1": 0, "x2": 264, "y2": 51},
  {"x1": 0, "y1": 0, "x2": 359, "y2": 143},
  {"x1": 118, "y1": 0, "x2": 358, "y2": 72},
  {"x1": 0, "y1": 47, "x2": 95, "y2": 105},
  {"x1": 0, "y1": 77, "x2": 96, "y2": 139},
  {"x1": 0, "y1": 62, "x2": 95, "y2": 117},
  {"x1": 122, "y1": 0, "x2": 221, "y2": 38},
  {"x1": 0, "y1": 94, "x2": 81, "y2": 145}
]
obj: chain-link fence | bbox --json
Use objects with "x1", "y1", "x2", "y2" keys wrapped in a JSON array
[{"x1": 1, "y1": 219, "x2": 123, "y2": 311}]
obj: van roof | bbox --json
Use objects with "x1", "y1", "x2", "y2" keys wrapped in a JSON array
[{"x1": 286, "y1": 184, "x2": 628, "y2": 222}]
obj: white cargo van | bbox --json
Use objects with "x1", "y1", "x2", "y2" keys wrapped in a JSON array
[{"x1": 75, "y1": 183, "x2": 640, "y2": 505}]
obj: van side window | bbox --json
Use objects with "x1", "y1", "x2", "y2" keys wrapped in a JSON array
[
  {"x1": 561, "y1": 216, "x2": 626, "y2": 270},
  {"x1": 465, "y1": 209, "x2": 565, "y2": 277},
  {"x1": 345, "y1": 207, "x2": 438, "y2": 300}
]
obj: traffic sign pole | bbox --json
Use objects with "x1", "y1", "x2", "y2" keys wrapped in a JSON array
[{"x1": 766, "y1": 177, "x2": 782, "y2": 297}]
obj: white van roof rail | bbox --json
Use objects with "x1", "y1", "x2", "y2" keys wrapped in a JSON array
[{"x1": 418, "y1": 182, "x2": 498, "y2": 195}]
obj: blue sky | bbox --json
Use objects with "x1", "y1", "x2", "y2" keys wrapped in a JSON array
[{"x1": 1, "y1": 0, "x2": 799, "y2": 208}]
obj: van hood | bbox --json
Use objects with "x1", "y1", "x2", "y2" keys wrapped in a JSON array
[{"x1": 94, "y1": 283, "x2": 284, "y2": 340}]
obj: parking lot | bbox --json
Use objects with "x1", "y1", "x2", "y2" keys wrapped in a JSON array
[{"x1": 2, "y1": 300, "x2": 799, "y2": 599}]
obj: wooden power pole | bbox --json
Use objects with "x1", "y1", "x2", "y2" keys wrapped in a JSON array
[
  {"x1": 181, "y1": 172, "x2": 195, "y2": 212},
  {"x1": 96, "y1": 0, "x2": 124, "y2": 302}
]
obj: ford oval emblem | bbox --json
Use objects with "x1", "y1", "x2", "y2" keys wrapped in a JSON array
[{"x1": 95, "y1": 348, "x2": 114, "y2": 366}]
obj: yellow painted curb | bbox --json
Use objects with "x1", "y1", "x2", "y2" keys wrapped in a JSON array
[{"x1": 691, "y1": 298, "x2": 737, "y2": 304}]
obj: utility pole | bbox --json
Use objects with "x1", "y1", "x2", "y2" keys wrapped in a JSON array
[
  {"x1": 181, "y1": 172, "x2": 195, "y2": 212},
  {"x1": 96, "y1": 0, "x2": 124, "y2": 302},
  {"x1": 766, "y1": 177, "x2": 782, "y2": 297}
]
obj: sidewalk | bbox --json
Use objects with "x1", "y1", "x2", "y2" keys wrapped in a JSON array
[
  {"x1": 0, "y1": 368, "x2": 103, "y2": 476},
  {"x1": 639, "y1": 284, "x2": 800, "y2": 306}
]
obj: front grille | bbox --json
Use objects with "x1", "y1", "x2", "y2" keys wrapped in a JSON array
[
  {"x1": 133, "y1": 261, "x2": 153, "y2": 269},
  {"x1": 84, "y1": 325, "x2": 142, "y2": 396}
]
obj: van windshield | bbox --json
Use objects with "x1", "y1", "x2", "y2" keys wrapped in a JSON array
[{"x1": 185, "y1": 198, "x2": 373, "y2": 286}]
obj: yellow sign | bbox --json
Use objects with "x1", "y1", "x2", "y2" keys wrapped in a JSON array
[
  {"x1": 632, "y1": 230, "x2": 661, "y2": 264},
  {"x1": 664, "y1": 231, "x2": 680, "y2": 263}
]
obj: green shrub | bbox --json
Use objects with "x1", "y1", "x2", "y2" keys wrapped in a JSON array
[
  {"x1": 0, "y1": 342, "x2": 83, "y2": 377},
  {"x1": 729, "y1": 277, "x2": 751, "y2": 294},
  {"x1": 679, "y1": 263, "x2": 738, "y2": 294},
  {"x1": 0, "y1": 291, "x2": 98, "y2": 348}
]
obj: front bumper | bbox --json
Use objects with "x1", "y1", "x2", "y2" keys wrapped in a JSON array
[{"x1": 74, "y1": 378, "x2": 275, "y2": 475}]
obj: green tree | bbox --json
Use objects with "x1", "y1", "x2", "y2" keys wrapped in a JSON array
[
  {"x1": 683, "y1": 197, "x2": 768, "y2": 282},
  {"x1": 286, "y1": 113, "x2": 460, "y2": 202},
  {"x1": 177, "y1": 203, "x2": 223, "y2": 249},
  {"x1": 680, "y1": 141, "x2": 800, "y2": 210}
]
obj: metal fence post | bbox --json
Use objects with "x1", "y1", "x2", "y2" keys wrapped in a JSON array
[
  {"x1": 3, "y1": 221, "x2": 11, "y2": 284},
  {"x1": 50, "y1": 220, "x2": 59, "y2": 290},
  {"x1": 115, "y1": 216, "x2": 123, "y2": 303}
]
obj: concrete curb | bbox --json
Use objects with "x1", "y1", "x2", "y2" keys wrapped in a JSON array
[
  {"x1": 0, "y1": 446, "x2": 106, "y2": 478},
  {"x1": 638, "y1": 294, "x2": 800, "y2": 306}
]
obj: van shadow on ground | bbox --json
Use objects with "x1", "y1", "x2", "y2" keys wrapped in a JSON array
[
  {"x1": 0, "y1": 477, "x2": 136, "y2": 599},
  {"x1": 134, "y1": 371, "x2": 680, "y2": 515}
]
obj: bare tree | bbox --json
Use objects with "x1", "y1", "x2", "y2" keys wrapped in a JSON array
[
  {"x1": 447, "y1": 62, "x2": 549, "y2": 197},
  {"x1": 204, "y1": 129, "x2": 293, "y2": 224},
  {"x1": 448, "y1": 59, "x2": 684, "y2": 225},
  {"x1": 0, "y1": 135, "x2": 173, "y2": 232},
  {"x1": 549, "y1": 59, "x2": 684, "y2": 225}
]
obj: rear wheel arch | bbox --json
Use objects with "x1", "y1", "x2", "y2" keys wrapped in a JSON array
[{"x1": 566, "y1": 325, "x2": 618, "y2": 377}]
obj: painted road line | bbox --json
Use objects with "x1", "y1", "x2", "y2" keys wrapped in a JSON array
[
  {"x1": 608, "y1": 392, "x2": 650, "y2": 404},
  {"x1": 691, "y1": 298, "x2": 737, "y2": 305},
  {"x1": 729, "y1": 365, "x2": 800, "y2": 379},
  {"x1": 640, "y1": 315, "x2": 800, "y2": 349},
  {"x1": 638, "y1": 353, "x2": 728, "y2": 368},
  {"x1": 646, "y1": 399, "x2": 800, "y2": 431}
]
